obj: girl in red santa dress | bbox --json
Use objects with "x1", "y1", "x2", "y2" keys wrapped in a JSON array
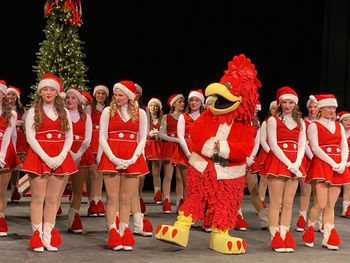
[
  {"x1": 65, "y1": 88, "x2": 95, "y2": 233},
  {"x1": 337, "y1": 111, "x2": 350, "y2": 218},
  {"x1": 0, "y1": 81, "x2": 22, "y2": 237},
  {"x1": 303, "y1": 94, "x2": 350, "y2": 250},
  {"x1": 159, "y1": 93, "x2": 185, "y2": 213},
  {"x1": 260, "y1": 86, "x2": 306, "y2": 253},
  {"x1": 87, "y1": 84, "x2": 109, "y2": 217},
  {"x1": 237, "y1": 103, "x2": 269, "y2": 231},
  {"x1": 22, "y1": 74, "x2": 77, "y2": 252},
  {"x1": 256, "y1": 100, "x2": 277, "y2": 207},
  {"x1": 294, "y1": 95, "x2": 318, "y2": 232},
  {"x1": 6, "y1": 85, "x2": 28, "y2": 202},
  {"x1": 145, "y1": 97, "x2": 163, "y2": 204},
  {"x1": 171, "y1": 89, "x2": 205, "y2": 211},
  {"x1": 98, "y1": 80, "x2": 149, "y2": 251}
]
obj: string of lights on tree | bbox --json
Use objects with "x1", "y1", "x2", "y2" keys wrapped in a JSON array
[{"x1": 30, "y1": 0, "x2": 88, "y2": 102}]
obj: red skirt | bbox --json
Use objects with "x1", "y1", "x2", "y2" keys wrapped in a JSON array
[
  {"x1": 248, "y1": 156, "x2": 259, "y2": 173},
  {"x1": 255, "y1": 149, "x2": 268, "y2": 167},
  {"x1": 71, "y1": 142, "x2": 96, "y2": 167},
  {"x1": 22, "y1": 141, "x2": 77, "y2": 176},
  {"x1": 98, "y1": 140, "x2": 149, "y2": 176},
  {"x1": 306, "y1": 155, "x2": 350, "y2": 185},
  {"x1": 1, "y1": 142, "x2": 21, "y2": 171},
  {"x1": 302, "y1": 156, "x2": 311, "y2": 173},
  {"x1": 145, "y1": 139, "x2": 162, "y2": 161},
  {"x1": 260, "y1": 151, "x2": 306, "y2": 179},
  {"x1": 16, "y1": 128, "x2": 29, "y2": 154},
  {"x1": 161, "y1": 141, "x2": 179, "y2": 160},
  {"x1": 171, "y1": 147, "x2": 189, "y2": 167},
  {"x1": 90, "y1": 130, "x2": 99, "y2": 154}
]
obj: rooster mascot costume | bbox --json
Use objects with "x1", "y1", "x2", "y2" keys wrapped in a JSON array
[{"x1": 155, "y1": 54, "x2": 261, "y2": 254}]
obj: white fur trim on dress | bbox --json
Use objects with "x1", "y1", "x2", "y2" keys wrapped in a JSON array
[
  {"x1": 189, "y1": 152, "x2": 208, "y2": 173},
  {"x1": 215, "y1": 163, "x2": 246, "y2": 180},
  {"x1": 218, "y1": 140, "x2": 230, "y2": 159},
  {"x1": 201, "y1": 137, "x2": 216, "y2": 158}
]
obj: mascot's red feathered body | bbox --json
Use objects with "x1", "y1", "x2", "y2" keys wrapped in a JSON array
[{"x1": 155, "y1": 54, "x2": 261, "y2": 254}]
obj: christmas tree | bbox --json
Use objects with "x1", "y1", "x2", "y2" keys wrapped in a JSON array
[{"x1": 30, "y1": 0, "x2": 88, "y2": 102}]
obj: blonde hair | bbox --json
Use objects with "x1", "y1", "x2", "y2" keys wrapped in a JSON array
[
  {"x1": 33, "y1": 96, "x2": 70, "y2": 131},
  {"x1": 316, "y1": 109, "x2": 336, "y2": 121},
  {"x1": 109, "y1": 96, "x2": 138, "y2": 122}
]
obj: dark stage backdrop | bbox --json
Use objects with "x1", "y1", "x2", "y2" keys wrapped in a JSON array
[{"x1": 1, "y1": 1, "x2": 349, "y2": 190}]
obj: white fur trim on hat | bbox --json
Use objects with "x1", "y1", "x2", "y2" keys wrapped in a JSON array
[
  {"x1": 306, "y1": 95, "x2": 318, "y2": 108},
  {"x1": 113, "y1": 83, "x2": 135, "y2": 100},
  {"x1": 7, "y1": 87, "x2": 19, "y2": 98},
  {"x1": 188, "y1": 91, "x2": 204, "y2": 104},
  {"x1": 279, "y1": 94, "x2": 298, "y2": 104},
  {"x1": 269, "y1": 100, "x2": 277, "y2": 110},
  {"x1": 169, "y1": 94, "x2": 185, "y2": 107},
  {"x1": 66, "y1": 89, "x2": 83, "y2": 102},
  {"x1": 93, "y1": 85, "x2": 109, "y2": 97},
  {"x1": 205, "y1": 95, "x2": 217, "y2": 106},
  {"x1": 38, "y1": 79, "x2": 60, "y2": 94},
  {"x1": 339, "y1": 113, "x2": 350, "y2": 122},
  {"x1": 148, "y1": 98, "x2": 162, "y2": 110},
  {"x1": 318, "y1": 98, "x2": 338, "y2": 108}
]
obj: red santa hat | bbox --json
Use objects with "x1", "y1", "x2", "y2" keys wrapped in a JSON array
[
  {"x1": 113, "y1": 80, "x2": 137, "y2": 100},
  {"x1": 38, "y1": 73, "x2": 63, "y2": 94},
  {"x1": 168, "y1": 93, "x2": 185, "y2": 107},
  {"x1": 7, "y1": 85, "x2": 20, "y2": 98},
  {"x1": 0, "y1": 80, "x2": 7, "y2": 95},
  {"x1": 93, "y1": 84, "x2": 109, "y2": 97},
  {"x1": 188, "y1": 89, "x2": 205, "y2": 104},
  {"x1": 81, "y1": 91, "x2": 92, "y2": 105},
  {"x1": 66, "y1": 88, "x2": 83, "y2": 102},
  {"x1": 276, "y1": 86, "x2": 298, "y2": 104},
  {"x1": 315, "y1": 94, "x2": 338, "y2": 108},
  {"x1": 337, "y1": 111, "x2": 350, "y2": 122},
  {"x1": 269, "y1": 100, "x2": 277, "y2": 110},
  {"x1": 306, "y1": 95, "x2": 318, "y2": 108},
  {"x1": 147, "y1": 97, "x2": 162, "y2": 110}
]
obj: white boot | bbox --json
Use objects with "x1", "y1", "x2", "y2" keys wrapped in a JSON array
[
  {"x1": 30, "y1": 223, "x2": 44, "y2": 252},
  {"x1": 43, "y1": 222, "x2": 61, "y2": 251},
  {"x1": 342, "y1": 200, "x2": 350, "y2": 217},
  {"x1": 258, "y1": 208, "x2": 269, "y2": 229},
  {"x1": 133, "y1": 212, "x2": 152, "y2": 237},
  {"x1": 322, "y1": 223, "x2": 340, "y2": 250}
]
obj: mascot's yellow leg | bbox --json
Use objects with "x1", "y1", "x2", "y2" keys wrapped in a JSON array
[
  {"x1": 155, "y1": 211, "x2": 193, "y2": 247},
  {"x1": 209, "y1": 227, "x2": 247, "y2": 254}
]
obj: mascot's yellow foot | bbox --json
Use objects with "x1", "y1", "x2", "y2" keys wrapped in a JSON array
[
  {"x1": 155, "y1": 211, "x2": 193, "y2": 247},
  {"x1": 209, "y1": 228, "x2": 247, "y2": 254}
]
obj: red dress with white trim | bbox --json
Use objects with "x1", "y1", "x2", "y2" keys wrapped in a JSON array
[
  {"x1": 306, "y1": 121, "x2": 350, "y2": 185},
  {"x1": 302, "y1": 118, "x2": 313, "y2": 172},
  {"x1": 98, "y1": 108, "x2": 149, "y2": 176},
  {"x1": 145, "y1": 120, "x2": 162, "y2": 161},
  {"x1": 260, "y1": 116, "x2": 306, "y2": 178},
  {"x1": 160, "y1": 113, "x2": 180, "y2": 160},
  {"x1": 90, "y1": 107, "x2": 103, "y2": 154},
  {"x1": 0, "y1": 113, "x2": 21, "y2": 170},
  {"x1": 22, "y1": 113, "x2": 77, "y2": 176},
  {"x1": 71, "y1": 114, "x2": 95, "y2": 167},
  {"x1": 171, "y1": 112, "x2": 196, "y2": 167},
  {"x1": 15, "y1": 111, "x2": 29, "y2": 154}
]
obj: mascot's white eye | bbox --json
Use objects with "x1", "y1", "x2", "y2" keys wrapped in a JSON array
[{"x1": 223, "y1": 82, "x2": 232, "y2": 89}]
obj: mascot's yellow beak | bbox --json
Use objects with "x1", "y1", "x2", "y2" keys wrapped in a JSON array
[{"x1": 205, "y1": 83, "x2": 241, "y2": 115}]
